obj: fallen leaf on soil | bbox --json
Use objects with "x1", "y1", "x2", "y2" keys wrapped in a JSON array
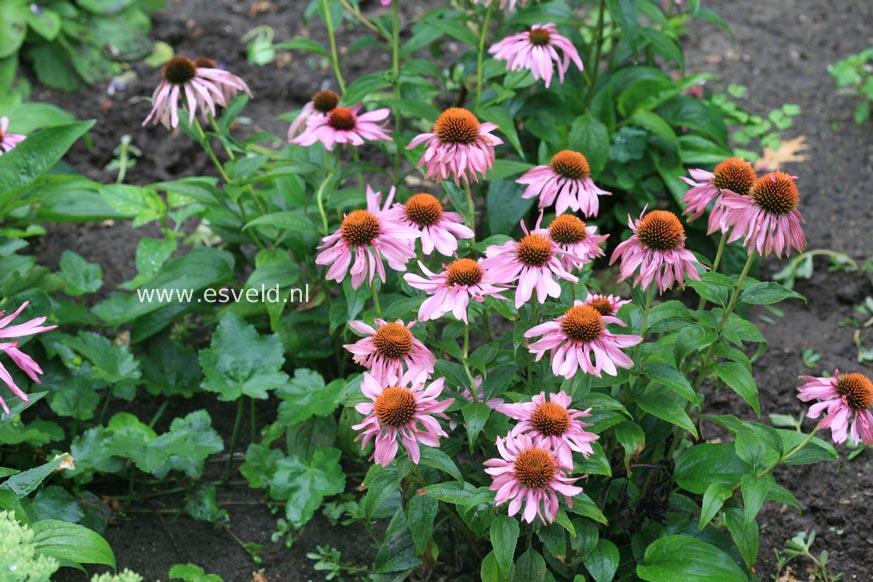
[
  {"x1": 755, "y1": 135, "x2": 810, "y2": 172},
  {"x1": 775, "y1": 566, "x2": 798, "y2": 582},
  {"x1": 251, "y1": 572, "x2": 267, "y2": 582},
  {"x1": 249, "y1": 1, "x2": 276, "y2": 17}
]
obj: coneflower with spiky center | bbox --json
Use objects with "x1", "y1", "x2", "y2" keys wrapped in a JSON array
[
  {"x1": 344, "y1": 318, "x2": 435, "y2": 384},
  {"x1": 383, "y1": 193, "x2": 474, "y2": 256},
  {"x1": 287, "y1": 89, "x2": 342, "y2": 140},
  {"x1": 407, "y1": 107, "x2": 503, "y2": 184},
  {"x1": 581, "y1": 293, "x2": 632, "y2": 319},
  {"x1": 291, "y1": 103, "x2": 392, "y2": 151},
  {"x1": 404, "y1": 258, "x2": 508, "y2": 324},
  {"x1": 315, "y1": 185, "x2": 417, "y2": 289},
  {"x1": 488, "y1": 23, "x2": 584, "y2": 89},
  {"x1": 496, "y1": 391, "x2": 598, "y2": 468},
  {"x1": 0, "y1": 117, "x2": 25, "y2": 155},
  {"x1": 525, "y1": 303, "x2": 641, "y2": 379},
  {"x1": 143, "y1": 56, "x2": 251, "y2": 129},
  {"x1": 609, "y1": 209, "x2": 703, "y2": 293},
  {"x1": 719, "y1": 171, "x2": 806, "y2": 257},
  {"x1": 542, "y1": 214, "x2": 608, "y2": 271},
  {"x1": 681, "y1": 158, "x2": 757, "y2": 228},
  {"x1": 353, "y1": 372, "x2": 453, "y2": 466},
  {"x1": 0, "y1": 301, "x2": 57, "y2": 416},
  {"x1": 481, "y1": 220, "x2": 578, "y2": 309},
  {"x1": 798, "y1": 370, "x2": 873, "y2": 445},
  {"x1": 484, "y1": 433, "x2": 583, "y2": 525},
  {"x1": 517, "y1": 150, "x2": 611, "y2": 217}
]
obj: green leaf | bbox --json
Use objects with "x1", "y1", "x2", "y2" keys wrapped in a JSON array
[
  {"x1": 739, "y1": 282, "x2": 804, "y2": 305},
  {"x1": 479, "y1": 106, "x2": 521, "y2": 156},
  {"x1": 462, "y1": 402, "x2": 491, "y2": 450},
  {"x1": 269, "y1": 448, "x2": 345, "y2": 528},
  {"x1": 636, "y1": 384, "x2": 697, "y2": 437},
  {"x1": 637, "y1": 535, "x2": 746, "y2": 581},
  {"x1": 604, "y1": 0, "x2": 638, "y2": 50},
  {"x1": 629, "y1": 110, "x2": 679, "y2": 152},
  {"x1": 27, "y1": 7, "x2": 61, "y2": 40},
  {"x1": 490, "y1": 516, "x2": 519, "y2": 579},
  {"x1": 741, "y1": 474, "x2": 770, "y2": 528},
  {"x1": 567, "y1": 114, "x2": 610, "y2": 176},
  {"x1": 169, "y1": 563, "x2": 223, "y2": 582},
  {"x1": 77, "y1": 0, "x2": 136, "y2": 14},
  {"x1": 513, "y1": 548, "x2": 546, "y2": 582},
  {"x1": 0, "y1": 454, "x2": 66, "y2": 496},
  {"x1": 699, "y1": 483, "x2": 733, "y2": 530},
  {"x1": 724, "y1": 507, "x2": 759, "y2": 568},
  {"x1": 244, "y1": 210, "x2": 316, "y2": 234},
  {"x1": 32, "y1": 520, "x2": 115, "y2": 568},
  {"x1": 481, "y1": 551, "x2": 503, "y2": 582},
  {"x1": 584, "y1": 538, "x2": 619, "y2": 582},
  {"x1": 374, "y1": 509, "x2": 420, "y2": 574},
  {"x1": 486, "y1": 179, "x2": 534, "y2": 237},
  {"x1": 407, "y1": 495, "x2": 438, "y2": 555},
  {"x1": 199, "y1": 313, "x2": 290, "y2": 401},
  {"x1": 420, "y1": 482, "x2": 474, "y2": 505},
  {"x1": 715, "y1": 362, "x2": 760, "y2": 416},
  {"x1": 146, "y1": 410, "x2": 224, "y2": 478},
  {"x1": 674, "y1": 443, "x2": 750, "y2": 494},
  {"x1": 641, "y1": 361, "x2": 700, "y2": 404},
  {"x1": 277, "y1": 370, "x2": 342, "y2": 426},
  {"x1": 777, "y1": 430, "x2": 837, "y2": 465},
  {"x1": 59, "y1": 251, "x2": 103, "y2": 296},
  {"x1": 99, "y1": 184, "x2": 165, "y2": 227},
  {"x1": 419, "y1": 447, "x2": 463, "y2": 482},
  {"x1": 272, "y1": 37, "x2": 329, "y2": 57},
  {"x1": 0, "y1": 1, "x2": 28, "y2": 59},
  {"x1": 67, "y1": 332, "x2": 141, "y2": 385}
]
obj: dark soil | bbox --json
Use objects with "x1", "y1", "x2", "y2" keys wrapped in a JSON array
[{"x1": 32, "y1": 0, "x2": 873, "y2": 580}]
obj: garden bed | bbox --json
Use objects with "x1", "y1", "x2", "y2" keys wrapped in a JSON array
[{"x1": 26, "y1": 0, "x2": 873, "y2": 579}]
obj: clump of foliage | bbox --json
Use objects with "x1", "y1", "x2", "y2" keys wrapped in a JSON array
[{"x1": 830, "y1": 47, "x2": 873, "y2": 125}]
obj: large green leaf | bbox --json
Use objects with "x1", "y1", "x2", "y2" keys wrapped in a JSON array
[
  {"x1": 277, "y1": 369, "x2": 343, "y2": 425},
  {"x1": 77, "y1": 0, "x2": 136, "y2": 15},
  {"x1": 0, "y1": 1, "x2": 29, "y2": 59},
  {"x1": 32, "y1": 520, "x2": 115, "y2": 568},
  {"x1": 568, "y1": 113, "x2": 610, "y2": 176},
  {"x1": 673, "y1": 443, "x2": 750, "y2": 494},
  {"x1": 490, "y1": 516, "x2": 519, "y2": 579},
  {"x1": 269, "y1": 448, "x2": 345, "y2": 528},
  {"x1": 637, "y1": 535, "x2": 746, "y2": 581}
]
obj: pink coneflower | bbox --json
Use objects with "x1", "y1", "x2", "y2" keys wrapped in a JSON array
[
  {"x1": 542, "y1": 214, "x2": 608, "y2": 271},
  {"x1": 517, "y1": 151, "x2": 610, "y2": 217},
  {"x1": 0, "y1": 117, "x2": 25, "y2": 155},
  {"x1": 404, "y1": 258, "x2": 508, "y2": 324},
  {"x1": 481, "y1": 222, "x2": 578, "y2": 309},
  {"x1": 407, "y1": 107, "x2": 503, "y2": 185},
  {"x1": 473, "y1": 0, "x2": 527, "y2": 10},
  {"x1": 291, "y1": 104, "x2": 392, "y2": 151},
  {"x1": 797, "y1": 371, "x2": 873, "y2": 445},
  {"x1": 525, "y1": 303, "x2": 642, "y2": 379},
  {"x1": 143, "y1": 56, "x2": 251, "y2": 129},
  {"x1": 681, "y1": 157, "x2": 757, "y2": 222},
  {"x1": 489, "y1": 23, "x2": 584, "y2": 89},
  {"x1": 287, "y1": 89, "x2": 341, "y2": 141},
  {"x1": 353, "y1": 372, "x2": 453, "y2": 466},
  {"x1": 384, "y1": 193, "x2": 474, "y2": 256},
  {"x1": 316, "y1": 185, "x2": 417, "y2": 289},
  {"x1": 609, "y1": 209, "x2": 703, "y2": 293},
  {"x1": 581, "y1": 293, "x2": 631, "y2": 319},
  {"x1": 484, "y1": 433, "x2": 583, "y2": 525},
  {"x1": 344, "y1": 318, "x2": 436, "y2": 384},
  {"x1": 496, "y1": 391, "x2": 597, "y2": 468},
  {"x1": 0, "y1": 302, "x2": 57, "y2": 416},
  {"x1": 719, "y1": 171, "x2": 806, "y2": 257}
]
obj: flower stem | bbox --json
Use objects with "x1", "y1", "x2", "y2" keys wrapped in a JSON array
[
  {"x1": 463, "y1": 180, "x2": 476, "y2": 238},
  {"x1": 322, "y1": 0, "x2": 347, "y2": 93},
  {"x1": 474, "y1": 3, "x2": 495, "y2": 111},
  {"x1": 390, "y1": 0, "x2": 403, "y2": 184},
  {"x1": 697, "y1": 233, "x2": 726, "y2": 311},
  {"x1": 315, "y1": 171, "x2": 334, "y2": 235},
  {"x1": 631, "y1": 285, "x2": 654, "y2": 367},
  {"x1": 223, "y1": 398, "x2": 245, "y2": 483},
  {"x1": 371, "y1": 284, "x2": 382, "y2": 315},
  {"x1": 583, "y1": 0, "x2": 607, "y2": 111},
  {"x1": 463, "y1": 323, "x2": 478, "y2": 403}
]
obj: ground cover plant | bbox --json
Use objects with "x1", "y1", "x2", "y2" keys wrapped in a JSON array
[{"x1": 0, "y1": 0, "x2": 870, "y2": 580}]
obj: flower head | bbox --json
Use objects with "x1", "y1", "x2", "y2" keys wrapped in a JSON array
[
  {"x1": 720, "y1": 171, "x2": 806, "y2": 257},
  {"x1": 489, "y1": 23, "x2": 584, "y2": 89},
  {"x1": 383, "y1": 193, "x2": 474, "y2": 256},
  {"x1": 344, "y1": 318, "x2": 435, "y2": 384},
  {"x1": 481, "y1": 221, "x2": 578, "y2": 309},
  {"x1": 404, "y1": 258, "x2": 508, "y2": 324},
  {"x1": 0, "y1": 302, "x2": 57, "y2": 416},
  {"x1": 0, "y1": 117, "x2": 26, "y2": 155},
  {"x1": 353, "y1": 372, "x2": 453, "y2": 466},
  {"x1": 680, "y1": 157, "x2": 756, "y2": 223},
  {"x1": 609, "y1": 209, "x2": 703, "y2": 293},
  {"x1": 287, "y1": 89, "x2": 341, "y2": 140},
  {"x1": 143, "y1": 56, "x2": 252, "y2": 129},
  {"x1": 517, "y1": 150, "x2": 611, "y2": 217},
  {"x1": 496, "y1": 391, "x2": 598, "y2": 468},
  {"x1": 316, "y1": 185, "x2": 417, "y2": 289},
  {"x1": 797, "y1": 371, "x2": 873, "y2": 445},
  {"x1": 291, "y1": 104, "x2": 392, "y2": 151},
  {"x1": 581, "y1": 293, "x2": 631, "y2": 319},
  {"x1": 407, "y1": 107, "x2": 503, "y2": 184},
  {"x1": 542, "y1": 214, "x2": 608, "y2": 271},
  {"x1": 525, "y1": 302, "x2": 641, "y2": 379},
  {"x1": 484, "y1": 433, "x2": 583, "y2": 524}
]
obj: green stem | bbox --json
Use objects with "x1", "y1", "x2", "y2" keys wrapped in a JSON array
[
  {"x1": 250, "y1": 396, "x2": 257, "y2": 444},
  {"x1": 631, "y1": 285, "x2": 654, "y2": 365},
  {"x1": 338, "y1": 0, "x2": 389, "y2": 40},
  {"x1": 148, "y1": 400, "x2": 169, "y2": 430},
  {"x1": 322, "y1": 0, "x2": 346, "y2": 93},
  {"x1": 697, "y1": 234, "x2": 726, "y2": 311},
  {"x1": 391, "y1": 0, "x2": 402, "y2": 184},
  {"x1": 223, "y1": 398, "x2": 245, "y2": 483},
  {"x1": 315, "y1": 171, "x2": 333, "y2": 234},
  {"x1": 371, "y1": 284, "x2": 382, "y2": 315},
  {"x1": 463, "y1": 324, "x2": 478, "y2": 403},
  {"x1": 463, "y1": 180, "x2": 476, "y2": 238},
  {"x1": 474, "y1": 3, "x2": 495, "y2": 111},
  {"x1": 583, "y1": 0, "x2": 607, "y2": 111}
]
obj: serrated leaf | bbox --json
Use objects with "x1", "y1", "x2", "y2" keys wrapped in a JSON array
[
  {"x1": 276, "y1": 370, "x2": 342, "y2": 426},
  {"x1": 269, "y1": 448, "x2": 345, "y2": 528}
]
